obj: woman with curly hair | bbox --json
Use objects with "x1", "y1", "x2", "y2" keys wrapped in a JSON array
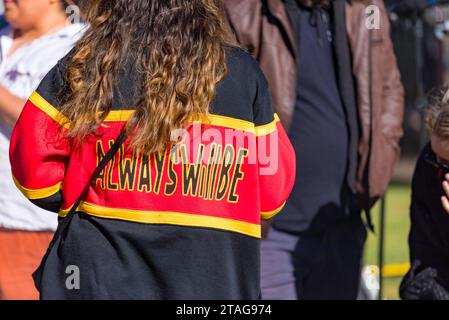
[{"x1": 9, "y1": 0, "x2": 295, "y2": 299}]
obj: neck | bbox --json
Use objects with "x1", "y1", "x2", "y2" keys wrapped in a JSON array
[{"x1": 18, "y1": 11, "x2": 67, "y2": 40}]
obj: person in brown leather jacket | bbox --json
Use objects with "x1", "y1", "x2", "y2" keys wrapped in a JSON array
[{"x1": 225, "y1": 0, "x2": 404, "y2": 299}]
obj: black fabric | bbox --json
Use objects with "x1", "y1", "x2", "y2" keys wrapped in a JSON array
[
  {"x1": 39, "y1": 213, "x2": 260, "y2": 300},
  {"x1": 31, "y1": 191, "x2": 63, "y2": 213},
  {"x1": 211, "y1": 47, "x2": 275, "y2": 126},
  {"x1": 274, "y1": 0, "x2": 352, "y2": 234},
  {"x1": 408, "y1": 144, "x2": 449, "y2": 290}
]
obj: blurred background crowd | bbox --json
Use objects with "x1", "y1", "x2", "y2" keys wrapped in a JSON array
[{"x1": 0, "y1": 0, "x2": 449, "y2": 300}]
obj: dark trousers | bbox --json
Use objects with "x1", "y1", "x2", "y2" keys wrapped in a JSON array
[{"x1": 261, "y1": 213, "x2": 367, "y2": 300}]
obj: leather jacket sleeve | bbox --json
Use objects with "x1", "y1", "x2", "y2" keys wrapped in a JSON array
[{"x1": 378, "y1": 1, "x2": 405, "y2": 162}]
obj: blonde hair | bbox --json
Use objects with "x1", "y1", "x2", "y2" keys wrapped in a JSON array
[{"x1": 424, "y1": 86, "x2": 449, "y2": 137}]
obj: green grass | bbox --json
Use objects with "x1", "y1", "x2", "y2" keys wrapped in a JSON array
[{"x1": 363, "y1": 183, "x2": 412, "y2": 300}]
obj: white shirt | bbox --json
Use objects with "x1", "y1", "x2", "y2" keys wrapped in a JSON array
[{"x1": 0, "y1": 22, "x2": 85, "y2": 231}]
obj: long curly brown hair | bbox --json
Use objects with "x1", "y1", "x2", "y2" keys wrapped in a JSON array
[{"x1": 59, "y1": 0, "x2": 232, "y2": 153}]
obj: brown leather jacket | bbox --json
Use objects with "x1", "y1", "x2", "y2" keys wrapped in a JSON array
[{"x1": 225, "y1": 0, "x2": 404, "y2": 200}]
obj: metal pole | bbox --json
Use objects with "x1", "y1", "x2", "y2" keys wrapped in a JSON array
[
  {"x1": 415, "y1": 15, "x2": 428, "y2": 150},
  {"x1": 378, "y1": 195, "x2": 386, "y2": 300}
]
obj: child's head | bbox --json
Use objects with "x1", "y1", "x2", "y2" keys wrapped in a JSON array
[{"x1": 425, "y1": 86, "x2": 449, "y2": 161}]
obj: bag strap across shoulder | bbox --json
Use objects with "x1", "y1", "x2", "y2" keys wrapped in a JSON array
[{"x1": 33, "y1": 130, "x2": 128, "y2": 291}]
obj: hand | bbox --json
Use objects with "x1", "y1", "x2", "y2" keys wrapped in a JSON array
[
  {"x1": 400, "y1": 260, "x2": 449, "y2": 300},
  {"x1": 400, "y1": 260, "x2": 435, "y2": 300},
  {"x1": 441, "y1": 174, "x2": 449, "y2": 214}
]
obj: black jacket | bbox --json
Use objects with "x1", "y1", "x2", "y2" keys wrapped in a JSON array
[{"x1": 408, "y1": 144, "x2": 449, "y2": 289}]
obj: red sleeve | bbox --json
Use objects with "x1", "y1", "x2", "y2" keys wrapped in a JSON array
[
  {"x1": 256, "y1": 115, "x2": 296, "y2": 220},
  {"x1": 9, "y1": 91, "x2": 70, "y2": 201}
]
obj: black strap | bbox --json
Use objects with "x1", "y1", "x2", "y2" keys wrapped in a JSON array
[{"x1": 48, "y1": 130, "x2": 128, "y2": 250}]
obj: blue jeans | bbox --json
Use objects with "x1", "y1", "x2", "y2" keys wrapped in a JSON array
[{"x1": 261, "y1": 214, "x2": 367, "y2": 300}]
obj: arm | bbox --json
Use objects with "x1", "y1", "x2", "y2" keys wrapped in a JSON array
[
  {"x1": 403, "y1": 178, "x2": 449, "y2": 299},
  {"x1": 253, "y1": 64, "x2": 296, "y2": 235},
  {"x1": 257, "y1": 116, "x2": 295, "y2": 221},
  {"x1": 379, "y1": 0, "x2": 405, "y2": 151},
  {"x1": 408, "y1": 152, "x2": 447, "y2": 278},
  {"x1": 9, "y1": 63, "x2": 70, "y2": 212},
  {"x1": 0, "y1": 87, "x2": 27, "y2": 128}
]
